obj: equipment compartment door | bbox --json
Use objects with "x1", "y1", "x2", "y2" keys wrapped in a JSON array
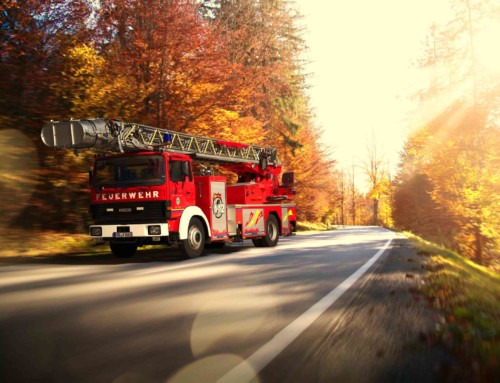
[
  {"x1": 242, "y1": 208, "x2": 265, "y2": 237},
  {"x1": 210, "y1": 181, "x2": 228, "y2": 239},
  {"x1": 281, "y1": 206, "x2": 293, "y2": 234}
]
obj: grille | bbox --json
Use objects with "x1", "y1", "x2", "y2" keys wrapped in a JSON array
[{"x1": 91, "y1": 201, "x2": 169, "y2": 224}]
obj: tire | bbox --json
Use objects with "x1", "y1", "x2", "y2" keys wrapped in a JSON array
[
  {"x1": 110, "y1": 242, "x2": 137, "y2": 258},
  {"x1": 252, "y1": 238, "x2": 264, "y2": 247},
  {"x1": 179, "y1": 217, "x2": 205, "y2": 258},
  {"x1": 206, "y1": 242, "x2": 226, "y2": 250},
  {"x1": 261, "y1": 214, "x2": 280, "y2": 247}
]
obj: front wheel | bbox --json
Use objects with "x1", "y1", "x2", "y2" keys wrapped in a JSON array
[
  {"x1": 179, "y1": 217, "x2": 205, "y2": 258},
  {"x1": 110, "y1": 242, "x2": 138, "y2": 258}
]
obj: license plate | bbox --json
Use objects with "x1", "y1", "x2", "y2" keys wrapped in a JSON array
[{"x1": 114, "y1": 232, "x2": 133, "y2": 238}]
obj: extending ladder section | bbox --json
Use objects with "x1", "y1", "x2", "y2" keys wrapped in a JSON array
[{"x1": 41, "y1": 118, "x2": 277, "y2": 164}]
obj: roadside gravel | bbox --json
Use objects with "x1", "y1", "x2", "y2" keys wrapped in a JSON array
[{"x1": 265, "y1": 235, "x2": 458, "y2": 383}]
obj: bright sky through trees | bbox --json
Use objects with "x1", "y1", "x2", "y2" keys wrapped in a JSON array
[{"x1": 296, "y1": 0, "x2": 451, "y2": 189}]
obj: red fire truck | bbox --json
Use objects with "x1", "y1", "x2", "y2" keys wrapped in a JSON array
[{"x1": 41, "y1": 118, "x2": 296, "y2": 258}]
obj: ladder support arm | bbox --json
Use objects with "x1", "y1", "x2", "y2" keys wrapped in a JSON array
[{"x1": 41, "y1": 118, "x2": 278, "y2": 165}]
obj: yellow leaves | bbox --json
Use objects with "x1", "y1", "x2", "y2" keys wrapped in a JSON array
[
  {"x1": 56, "y1": 42, "x2": 141, "y2": 119},
  {"x1": 398, "y1": 101, "x2": 499, "y2": 262},
  {"x1": 187, "y1": 108, "x2": 265, "y2": 147},
  {"x1": 64, "y1": 44, "x2": 105, "y2": 78}
]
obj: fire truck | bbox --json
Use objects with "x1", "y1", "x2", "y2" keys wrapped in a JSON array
[{"x1": 41, "y1": 118, "x2": 296, "y2": 258}]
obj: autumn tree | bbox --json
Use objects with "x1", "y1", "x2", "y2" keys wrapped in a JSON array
[
  {"x1": 392, "y1": 129, "x2": 459, "y2": 244},
  {"x1": 1, "y1": 0, "x2": 341, "y2": 232},
  {"x1": 284, "y1": 121, "x2": 337, "y2": 223},
  {"x1": 363, "y1": 136, "x2": 392, "y2": 226},
  {"x1": 395, "y1": 0, "x2": 500, "y2": 263},
  {"x1": 90, "y1": 0, "x2": 248, "y2": 147},
  {"x1": 424, "y1": 102, "x2": 499, "y2": 262},
  {"x1": 0, "y1": 0, "x2": 96, "y2": 230},
  {"x1": 208, "y1": 0, "x2": 306, "y2": 149},
  {"x1": 0, "y1": 0, "x2": 92, "y2": 130}
]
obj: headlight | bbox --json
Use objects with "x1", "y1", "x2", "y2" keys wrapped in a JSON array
[
  {"x1": 148, "y1": 225, "x2": 161, "y2": 235},
  {"x1": 90, "y1": 227, "x2": 102, "y2": 236}
]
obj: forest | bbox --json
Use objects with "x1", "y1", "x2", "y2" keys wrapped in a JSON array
[{"x1": 0, "y1": 0, "x2": 498, "y2": 266}]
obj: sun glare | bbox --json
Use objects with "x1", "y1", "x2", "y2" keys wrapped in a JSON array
[{"x1": 475, "y1": 21, "x2": 500, "y2": 73}]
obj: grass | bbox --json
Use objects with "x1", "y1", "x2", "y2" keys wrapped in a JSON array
[
  {"x1": 0, "y1": 219, "x2": 336, "y2": 257},
  {"x1": 0, "y1": 230, "x2": 107, "y2": 257},
  {"x1": 406, "y1": 232, "x2": 499, "y2": 375}
]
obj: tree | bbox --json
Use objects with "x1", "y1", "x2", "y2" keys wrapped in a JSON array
[
  {"x1": 284, "y1": 122, "x2": 336, "y2": 223},
  {"x1": 0, "y1": 0, "x2": 92, "y2": 130},
  {"x1": 0, "y1": 0, "x2": 341, "y2": 233},
  {"x1": 363, "y1": 135, "x2": 390, "y2": 226},
  {"x1": 393, "y1": 130, "x2": 458, "y2": 244},
  {"x1": 0, "y1": 0, "x2": 95, "y2": 230},
  {"x1": 395, "y1": 101, "x2": 499, "y2": 263},
  {"x1": 95, "y1": 0, "x2": 244, "y2": 132},
  {"x1": 398, "y1": 0, "x2": 500, "y2": 264},
  {"x1": 424, "y1": 102, "x2": 499, "y2": 262},
  {"x1": 209, "y1": 0, "x2": 307, "y2": 150}
]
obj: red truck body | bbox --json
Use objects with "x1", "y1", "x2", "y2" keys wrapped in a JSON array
[
  {"x1": 88, "y1": 151, "x2": 296, "y2": 258},
  {"x1": 41, "y1": 118, "x2": 296, "y2": 258}
]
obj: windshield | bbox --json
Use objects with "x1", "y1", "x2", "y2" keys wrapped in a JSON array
[{"x1": 93, "y1": 155, "x2": 165, "y2": 188}]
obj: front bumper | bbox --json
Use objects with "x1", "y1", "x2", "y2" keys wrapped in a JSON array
[{"x1": 89, "y1": 223, "x2": 170, "y2": 239}]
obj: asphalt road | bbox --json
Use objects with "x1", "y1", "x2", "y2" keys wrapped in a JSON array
[{"x1": 0, "y1": 227, "x2": 409, "y2": 383}]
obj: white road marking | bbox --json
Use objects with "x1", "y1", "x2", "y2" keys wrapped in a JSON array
[{"x1": 217, "y1": 232, "x2": 395, "y2": 383}]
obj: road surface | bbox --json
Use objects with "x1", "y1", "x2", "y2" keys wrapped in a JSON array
[{"x1": 0, "y1": 227, "x2": 422, "y2": 383}]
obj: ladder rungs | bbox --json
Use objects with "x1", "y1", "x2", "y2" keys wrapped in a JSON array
[{"x1": 41, "y1": 118, "x2": 278, "y2": 165}]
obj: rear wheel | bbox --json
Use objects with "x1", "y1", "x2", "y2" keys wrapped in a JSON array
[
  {"x1": 179, "y1": 217, "x2": 205, "y2": 258},
  {"x1": 206, "y1": 242, "x2": 226, "y2": 249},
  {"x1": 251, "y1": 238, "x2": 264, "y2": 247},
  {"x1": 110, "y1": 242, "x2": 138, "y2": 258},
  {"x1": 261, "y1": 215, "x2": 280, "y2": 247}
]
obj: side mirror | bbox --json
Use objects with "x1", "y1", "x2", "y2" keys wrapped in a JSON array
[
  {"x1": 281, "y1": 172, "x2": 294, "y2": 187},
  {"x1": 182, "y1": 161, "x2": 192, "y2": 182},
  {"x1": 88, "y1": 171, "x2": 93, "y2": 187}
]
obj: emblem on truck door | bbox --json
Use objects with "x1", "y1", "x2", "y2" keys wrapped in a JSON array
[{"x1": 213, "y1": 193, "x2": 225, "y2": 219}]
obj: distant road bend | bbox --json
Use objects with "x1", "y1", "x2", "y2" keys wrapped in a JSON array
[{"x1": 0, "y1": 226, "x2": 398, "y2": 383}]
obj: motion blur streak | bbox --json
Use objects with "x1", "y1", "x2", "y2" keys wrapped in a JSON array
[
  {"x1": 0, "y1": 129, "x2": 38, "y2": 228},
  {"x1": 0, "y1": 263, "x2": 240, "y2": 314},
  {"x1": 217, "y1": 231, "x2": 394, "y2": 383},
  {"x1": 190, "y1": 287, "x2": 279, "y2": 357}
]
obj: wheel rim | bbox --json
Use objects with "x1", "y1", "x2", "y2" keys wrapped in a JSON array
[{"x1": 188, "y1": 225, "x2": 203, "y2": 250}]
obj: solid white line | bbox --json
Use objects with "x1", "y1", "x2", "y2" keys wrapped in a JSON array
[{"x1": 217, "y1": 234, "x2": 394, "y2": 383}]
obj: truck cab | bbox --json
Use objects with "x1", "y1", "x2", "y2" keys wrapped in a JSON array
[{"x1": 89, "y1": 151, "x2": 207, "y2": 257}]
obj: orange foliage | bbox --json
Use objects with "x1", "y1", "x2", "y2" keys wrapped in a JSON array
[{"x1": 0, "y1": 0, "x2": 341, "y2": 230}]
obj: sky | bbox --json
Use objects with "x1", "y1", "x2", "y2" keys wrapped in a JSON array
[{"x1": 295, "y1": 0, "x2": 450, "y2": 190}]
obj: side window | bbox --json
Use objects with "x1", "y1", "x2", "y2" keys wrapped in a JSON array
[
  {"x1": 170, "y1": 161, "x2": 182, "y2": 182},
  {"x1": 170, "y1": 160, "x2": 192, "y2": 182}
]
